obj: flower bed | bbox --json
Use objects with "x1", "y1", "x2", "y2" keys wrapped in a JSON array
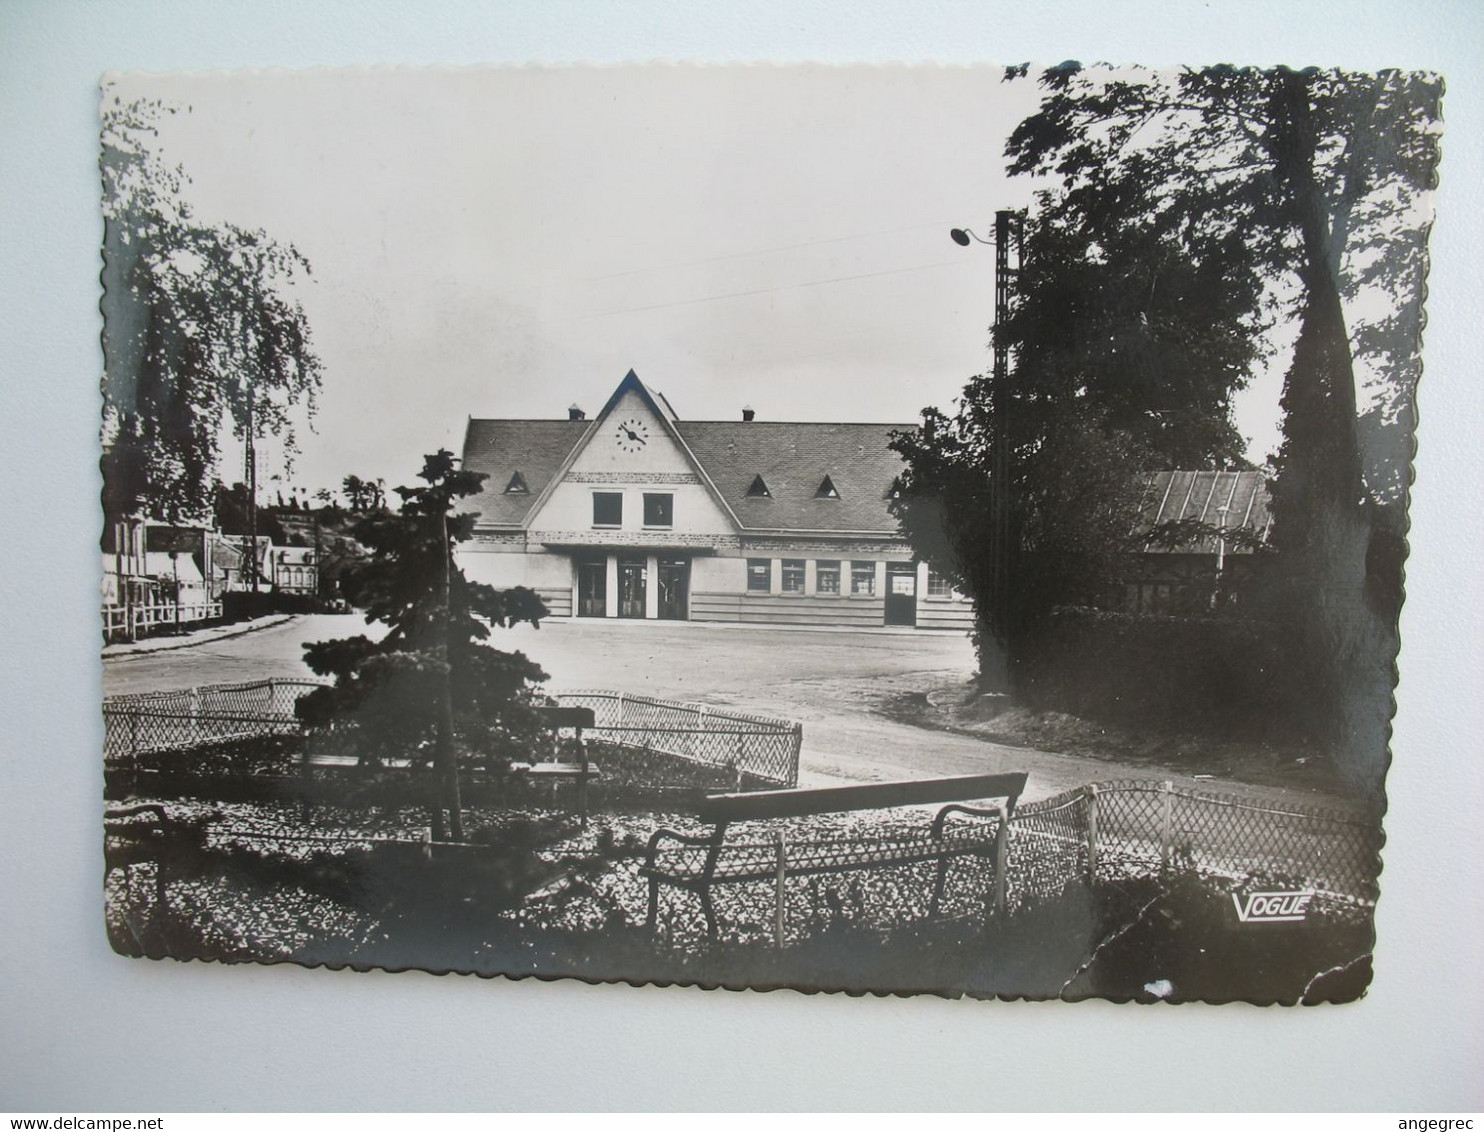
[{"x1": 104, "y1": 797, "x2": 1375, "y2": 1002}]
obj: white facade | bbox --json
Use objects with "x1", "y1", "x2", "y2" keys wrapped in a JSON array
[{"x1": 459, "y1": 371, "x2": 974, "y2": 631}]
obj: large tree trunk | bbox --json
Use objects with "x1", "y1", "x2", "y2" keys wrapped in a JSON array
[{"x1": 1266, "y1": 73, "x2": 1394, "y2": 797}]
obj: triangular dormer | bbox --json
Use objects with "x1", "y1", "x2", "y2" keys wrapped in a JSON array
[
  {"x1": 520, "y1": 369, "x2": 743, "y2": 535},
  {"x1": 503, "y1": 471, "x2": 529, "y2": 494},
  {"x1": 746, "y1": 475, "x2": 771, "y2": 498},
  {"x1": 815, "y1": 475, "x2": 840, "y2": 499}
]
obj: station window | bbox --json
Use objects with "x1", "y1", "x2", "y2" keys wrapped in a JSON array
[
  {"x1": 781, "y1": 559, "x2": 805, "y2": 593},
  {"x1": 850, "y1": 561, "x2": 876, "y2": 596},
  {"x1": 746, "y1": 559, "x2": 772, "y2": 593},
  {"x1": 592, "y1": 492, "x2": 622, "y2": 527},
  {"x1": 643, "y1": 492, "x2": 674, "y2": 528},
  {"x1": 816, "y1": 560, "x2": 840, "y2": 594},
  {"x1": 927, "y1": 568, "x2": 953, "y2": 597}
]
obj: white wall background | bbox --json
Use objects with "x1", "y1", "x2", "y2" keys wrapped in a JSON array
[{"x1": 2, "y1": 0, "x2": 1481, "y2": 1112}]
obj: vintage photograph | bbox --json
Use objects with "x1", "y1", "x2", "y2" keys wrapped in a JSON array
[{"x1": 99, "y1": 63, "x2": 1440, "y2": 1002}]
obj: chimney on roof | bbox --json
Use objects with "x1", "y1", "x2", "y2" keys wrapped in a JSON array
[
  {"x1": 568, "y1": 404, "x2": 585, "y2": 421},
  {"x1": 742, "y1": 405, "x2": 755, "y2": 422}
]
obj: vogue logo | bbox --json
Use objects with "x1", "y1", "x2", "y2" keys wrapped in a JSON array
[{"x1": 1231, "y1": 890, "x2": 1314, "y2": 923}]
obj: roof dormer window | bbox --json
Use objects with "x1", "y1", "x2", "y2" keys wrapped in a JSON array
[
  {"x1": 815, "y1": 475, "x2": 840, "y2": 500},
  {"x1": 504, "y1": 471, "x2": 529, "y2": 494},
  {"x1": 746, "y1": 474, "x2": 771, "y2": 498}
]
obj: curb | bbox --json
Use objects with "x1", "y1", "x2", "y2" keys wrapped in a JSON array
[{"x1": 102, "y1": 614, "x2": 297, "y2": 660}]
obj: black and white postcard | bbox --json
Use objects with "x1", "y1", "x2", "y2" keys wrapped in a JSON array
[{"x1": 99, "y1": 64, "x2": 1440, "y2": 1002}]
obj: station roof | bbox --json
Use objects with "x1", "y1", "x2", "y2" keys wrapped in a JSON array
[
  {"x1": 460, "y1": 371, "x2": 914, "y2": 534},
  {"x1": 461, "y1": 419, "x2": 590, "y2": 527},
  {"x1": 675, "y1": 420, "x2": 912, "y2": 533}
]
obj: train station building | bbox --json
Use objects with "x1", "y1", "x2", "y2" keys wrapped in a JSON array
[{"x1": 458, "y1": 370, "x2": 975, "y2": 631}]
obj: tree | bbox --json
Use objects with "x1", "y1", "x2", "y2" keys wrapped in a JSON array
[
  {"x1": 997, "y1": 64, "x2": 1438, "y2": 789},
  {"x1": 214, "y1": 481, "x2": 286, "y2": 544},
  {"x1": 339, "y1": 474, "x2": 387, "y2": 512},
  {"x1": 100, "y1": 96, "x2": 323, "y2": 526},
  {"x1": 341, "y1": 475, "x2": 369, "y2": 511},
  {"x1": 892, "y1": 179, "x2": 1266, "y2": 685},
  {"x1": 296, "y1": 450, "x2": 550, "y2": 841}
]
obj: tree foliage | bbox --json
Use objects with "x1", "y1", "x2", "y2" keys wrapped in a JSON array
[
  {"x1": 897, "y1": 64, "x2": 1438, "y2": 790},
  {"x1": 100, "y1": 96, "x2": 323, "y2": 525},
  {"x1": 296, "y1": 451, "x2": 550, "y2": 838},
  {"x1": 340, "y1": 475, "x2": 386, "y2": 511},
  {"x1": 892, "y1": 170, "x2": 1267, "y2": 681},
  {"x1": 1002, "y1": 64, "x2": 1441, "y2": 518},
  {"x1": 213, "y1": 481, "x2": 287, "y2": 543}
]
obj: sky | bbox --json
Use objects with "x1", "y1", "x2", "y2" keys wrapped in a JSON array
[{"x1": 104, "y1": 64, "x2": 1288, "y2": 498}]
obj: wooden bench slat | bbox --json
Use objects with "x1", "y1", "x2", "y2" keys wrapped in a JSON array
[
  {"x1": 641, "y1": 818, "x2": 1001, "y2": 883},
  {"x1": 524, "y1": 762, "x2": 602, "y2": 777},
  {"x1": 645, "y1": 772, "x2": 1026, "y2": 941},
  {"x1": 534, "y1": 705, "x2": 596, "y2": 729},
  {"x1": 695, "y1": 772, "x2": 1027, "y2": 824}
]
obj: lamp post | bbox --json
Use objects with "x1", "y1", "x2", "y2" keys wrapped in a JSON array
[
  {"x1": 950, "y1": 210, "x2": 1023, "y2": 686},
  {"x1": 1213, "y1": 500, "x2": 1232, "y2": 610}
]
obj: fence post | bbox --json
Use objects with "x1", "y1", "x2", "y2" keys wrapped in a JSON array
[
  {"x1": 1159, "y1": 780, "x2": 1174, "y2": 873},
  {"x1": 773, "y1": 829, "x2": 788, "y2": 948},
  {"x1": 1085, "y1": 784, "x2": 1099, "y2": 882},
  {"x1": 695, "y1": 704, "x2": 706, "y2": 759},
  {"x1": 993, "y1": 803, "x2": 1009, "y2": 915},
  {"x1": 791, "y1": 723, "x2": 803, "y2": 787}
]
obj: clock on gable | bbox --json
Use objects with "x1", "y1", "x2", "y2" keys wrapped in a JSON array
[{"x1": 614, "y1": 418, "x2": 649, "y2": 453}]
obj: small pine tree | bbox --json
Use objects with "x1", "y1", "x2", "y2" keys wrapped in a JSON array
[{"x1": 296, "y1": 450, "x2": 550, "y2": 840}]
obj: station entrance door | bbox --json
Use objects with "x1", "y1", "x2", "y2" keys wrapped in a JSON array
[
  {"x1": 657, "y1": 557, "x2": 690, "y2": 620},
  {"x1": 576, "y1": 556, "x2": 606, "y2": 617},
  {"x1": 884, "y1": 562, "x2": 917, "y2": 627}
]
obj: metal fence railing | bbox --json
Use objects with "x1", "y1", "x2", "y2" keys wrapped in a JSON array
[
  {"x1": 552, "y1": 689, "x2": 802, "y2": 787},
  {"x1": 1005, "y1": 779, "x2": 1383, "y2": 909},
  {"x1": 104, "y1": 681, "x2": 803, "y2": 788},
  {"x1": 103, "y1": 679, "x2": 325, "y2": 760}
]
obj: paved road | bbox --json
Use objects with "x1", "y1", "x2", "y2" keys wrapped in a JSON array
[{"x1": 102, "y1": 613, "x2": 1330, "y2": 806}]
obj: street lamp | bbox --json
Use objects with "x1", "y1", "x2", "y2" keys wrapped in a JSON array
[
  {"x1": 950, "y1": 209, "x2": 1023, "y2": 687},
  {"x1": 1213, "y1": 500, "x2": 1232, "y2": 610}
]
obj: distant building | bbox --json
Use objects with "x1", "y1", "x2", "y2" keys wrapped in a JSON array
[
  {"x1": 211, "y1": 535, "x2": 318, "y2": 595},
  {"x1": 102, "y1": 520, "x2": 221, "y2": 640},
  {"x1": 458, "y1": 370, "x2": 975, "y2": 630},
  {"x1": 102, "y1": 518, "x2": 318, "y2": 642}
]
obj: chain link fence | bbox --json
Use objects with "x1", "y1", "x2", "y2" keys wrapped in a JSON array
[
  {"x1": 552, "y1": 689, "x2": 802, "y2": 787},
  {"x1": 105, "y1": 681, "x2": 802, "y2": 788},
  {"x1": 1005, "y1": 779, "x2": 1383, "y2": 909},
  {"x1": 103, "y1": 679, "x2": 326, "y2": 760}
]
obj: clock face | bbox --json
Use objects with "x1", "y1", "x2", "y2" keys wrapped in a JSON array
[{"x1": 614, "y1": 418, "x2": 649, "y2": 452}]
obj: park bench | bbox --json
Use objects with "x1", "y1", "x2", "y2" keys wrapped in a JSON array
[
  {"x1": 511, "y1": 705, "x2": 601, "y2": 824},
  {"x1": 640, "y1": 771, "x2": 1028, "y2": 942},
  {"x1": 104, "y1": 802, "x2": 209, "y2": 910}
]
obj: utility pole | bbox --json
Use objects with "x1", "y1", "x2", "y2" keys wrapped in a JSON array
[
  {"x1": 245, "y1": 394, "x2": 258, "y2": 593},
  {"x1": 433, "y1": 500, "x2": 464, "y2": 842},
  {"x1": 952, "y1": 210, "x2": 1024, "y2": 687},
  {"x1": 987, "y1": 209, "x2": 1021, "y2": 666}
]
